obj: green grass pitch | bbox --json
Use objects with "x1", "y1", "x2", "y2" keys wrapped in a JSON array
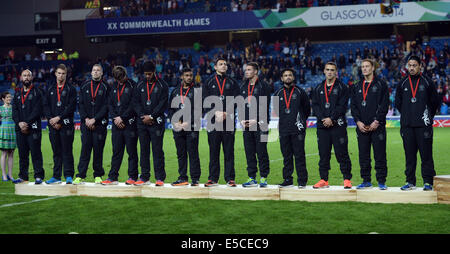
[{"x1": 0, "y1": 127, "x2": 449, "y2": 234}]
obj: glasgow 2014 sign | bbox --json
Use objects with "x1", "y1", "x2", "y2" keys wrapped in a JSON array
[{"x1": 86, "y1": 1, "x2": 449, "y2": 36}]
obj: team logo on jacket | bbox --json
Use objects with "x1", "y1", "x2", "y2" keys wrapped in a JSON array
[
  {"x1": 295, "y1": 113, "x2": 304, "y2": 131},
  {"x1": 337, "y1": 118, "x2": 344, "y2": 126},
  {"x1": 422, "y1": 108, "x2": 430, "y2": 126}
]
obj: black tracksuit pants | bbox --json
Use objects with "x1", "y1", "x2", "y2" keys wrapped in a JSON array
[
  {"x1": 173, "y1": 130, "x2": 201, "y2": 181},
  {"x1": 76, "y1": 124, "x2": 107, "y2": 178},
  {"x1": 207, "y1": 130, "x2": 235, "y2": 182},
  {"x1": 108, "y1": 124, "x2": 139, "y2": 181},
  {"x1": 356, "y1": 126, "x2": 387, "y2": 184},
  {"x1": 317, "y1": 126, "x2": 352, "y2": 181},
  {"x1": 17, "y1": 130, "x2": 44, "y2": 181},
  {"x1": 138, "y1": 125, "x2": 166, "y2": 182},
  {"x1": 400, "y1": 126, "x2": 436, "y2": 185},
  {"x1": 280, "y1": 132, "x2": 308, "y2": 185},
  {"x1": 243, "y1": 130, "x2": 270, "y2": 179},
  {"x1": 49, "y1": 125, "x2": 74, "y2": 179}
]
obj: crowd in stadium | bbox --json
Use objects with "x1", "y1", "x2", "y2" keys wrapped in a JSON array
[{"x1": 1, "y1": 36, "x2": 449, "y2": 115}]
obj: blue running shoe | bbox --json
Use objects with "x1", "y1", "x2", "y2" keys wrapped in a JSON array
[
  {"x1": 423, "y1": 183, "x2": 433, "y2": 191},
  {"x1": 378, "y1": 182, "x2": 388, "y2": 190},
  {"x1": 356, "y1": 182, "x2": 372, "y2": 189},
  {"x1": 259, "y1": 177, "x2": 268, "y2": 188},
  {"x1": 242, "y1": 178, "x2": 258, "y2": 188},
  {"x1": 35, "y1": 178, "x2": 43, "y2": 185},
  {"x1": 400, "y1": 183, "x2": 415, "y2": 191},
  {"x1": 12, "y1": 178, "x2": 28, "y2": 184},
  {"x1": 66, "y1": 177, "x2": 73, "y2": 184},
  {"x1": 45, "y1": 177, "x2": 61, "y2": 185}
]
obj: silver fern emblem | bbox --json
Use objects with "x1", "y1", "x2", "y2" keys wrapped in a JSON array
[
  {"x1": 422, "y1": 108, "x2": 430, "y2": 126},
  {"x1": 295, "y1": 113, "x2": 304, "y2": 131}
]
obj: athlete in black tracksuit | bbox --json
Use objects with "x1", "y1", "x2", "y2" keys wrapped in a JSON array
[
  {"x1": 351, "y1": 75, "x2": 389, "y2": 187},
  {"x1": 312, "y1": 76, "x2": 352, "y2": 187},
  {"x1": 12, "y1": 76, "x2": 45, "y2": 183},
  {"x1": 238, "y1": 75, "x2": 272, "y2": 184},
  {"x1": 43, "y1": 78, "x2": 77, "y2": 182},
  {"x1": 76, "y1": 78, "x2": 109, "y2": 181},
  {"x1": 203, "y1": 62, "x2": 240, "y2": 186},
  {"x1": 168, "y1": 72, "x2": 202, "y2": 186},
  {"x1": 105, "y1": 76, "x2": 139, "y2": 183},
  {"x1": 274, "y1": 70, "x2": 311, "y2": 188},
  {"x1": 395, "y1": 59, "x2": 440, "y2": 189},
  {"x1": 133, "y1": 65, "x2": 168, "y2": 185}
]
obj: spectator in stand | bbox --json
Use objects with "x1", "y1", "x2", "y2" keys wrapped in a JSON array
[
  {"x1": 130, "y1": 54, "x2": 136, "y2": 67},
  {"x1": 274, "y1": 40, "x2": 281, "y2": 52},
  {"x1": 338, "y1": 53, "x2": 346, "y2": 69},
  {"x1": 443, "y1": 89, "x2": 450, "y2": 107},
  {"x1": 231, "y1": 0, "x2": 238, "y2": 11}
]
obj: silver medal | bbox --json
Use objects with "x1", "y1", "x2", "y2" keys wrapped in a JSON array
[
  {"x1": 285, "y1": 108, "x2": 290, "y2": 114},
  {"x1": 146, "y1": 100, "x2": 151, "y2": 106},
  {"x1": 57, "y1": 101, "x2": 62, "y2": 107},
  {"x1": 91, "y1": 101, "x2": 95, "y2": 106},
  {"x1": 117, "y1": 102, "x2": 121, "y2": 107},
  {"x1": 219, "y1": 95, "x2": 225, "y2": 101},
  {"x1": 180, "y1": 103, "x2": 185, "y2": 109},
  {"x1": 361, "y1": 101, "x2": 367, "y2": 107},
  {"x1": 411, "y1": 97, "x2": 417, "y2": 103},
  {"x1": 325, "y1": 103, "x2": 330, "y2": 109}
]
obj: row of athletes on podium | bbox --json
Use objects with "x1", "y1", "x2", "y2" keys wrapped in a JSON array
[{"x1": 10, "y1": 55, "x2": 440, "y2": 191}]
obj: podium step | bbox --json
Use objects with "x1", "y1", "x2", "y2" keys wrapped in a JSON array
[{"x1": 13, "y1": 180, "x2": 443, "y2": 204}]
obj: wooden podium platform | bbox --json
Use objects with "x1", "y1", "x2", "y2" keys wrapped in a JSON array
[
  {"x1": 434, "y1": 175, "x2": 450, "y2": 204},
  {"x1": 14, "y1": 178, "x2": 448, "y2": 204}
]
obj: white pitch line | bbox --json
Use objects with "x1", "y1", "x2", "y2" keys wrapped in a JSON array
[{"x1": 0, "y1": 196, "x2": 64, "y2": 208}]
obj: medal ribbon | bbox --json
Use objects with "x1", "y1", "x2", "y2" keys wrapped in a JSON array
[
  {"x1": 248, "y1": 77, "x2": 258, "y2": 103},
  {"x1": 324, "y1": 79, "x2": 336, "y2": 105},
  {"x1": 408, "y1": 75, "x2": 421, "y2": 100},
  {"x1": 91, "y1": 81, "x2": 101, "y2": 102},
  {"x1": 21, "y1": 84, "x2": 33, "y2": 105},
  {"x1": 117, "y1": 82, "x2": 126, "y2": 103},
  {"x1": 283, "y1": 86, "x2": 295, "y2": 110},
  {"x1": 56, "y1": 81, "x2": 65, "y2": 104},
  {"x1": 215, "y1": 75, "x2": 226, "y2": 97},
  {"x1": 146, "y1": 81, "x2": 156, "y2": 102},
  {"x1": 180, "y1": 83, "x2": 193, "y2": 104},
  {"x1": 362, "y1": 79, "x2": 373, "y2": 102}
]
